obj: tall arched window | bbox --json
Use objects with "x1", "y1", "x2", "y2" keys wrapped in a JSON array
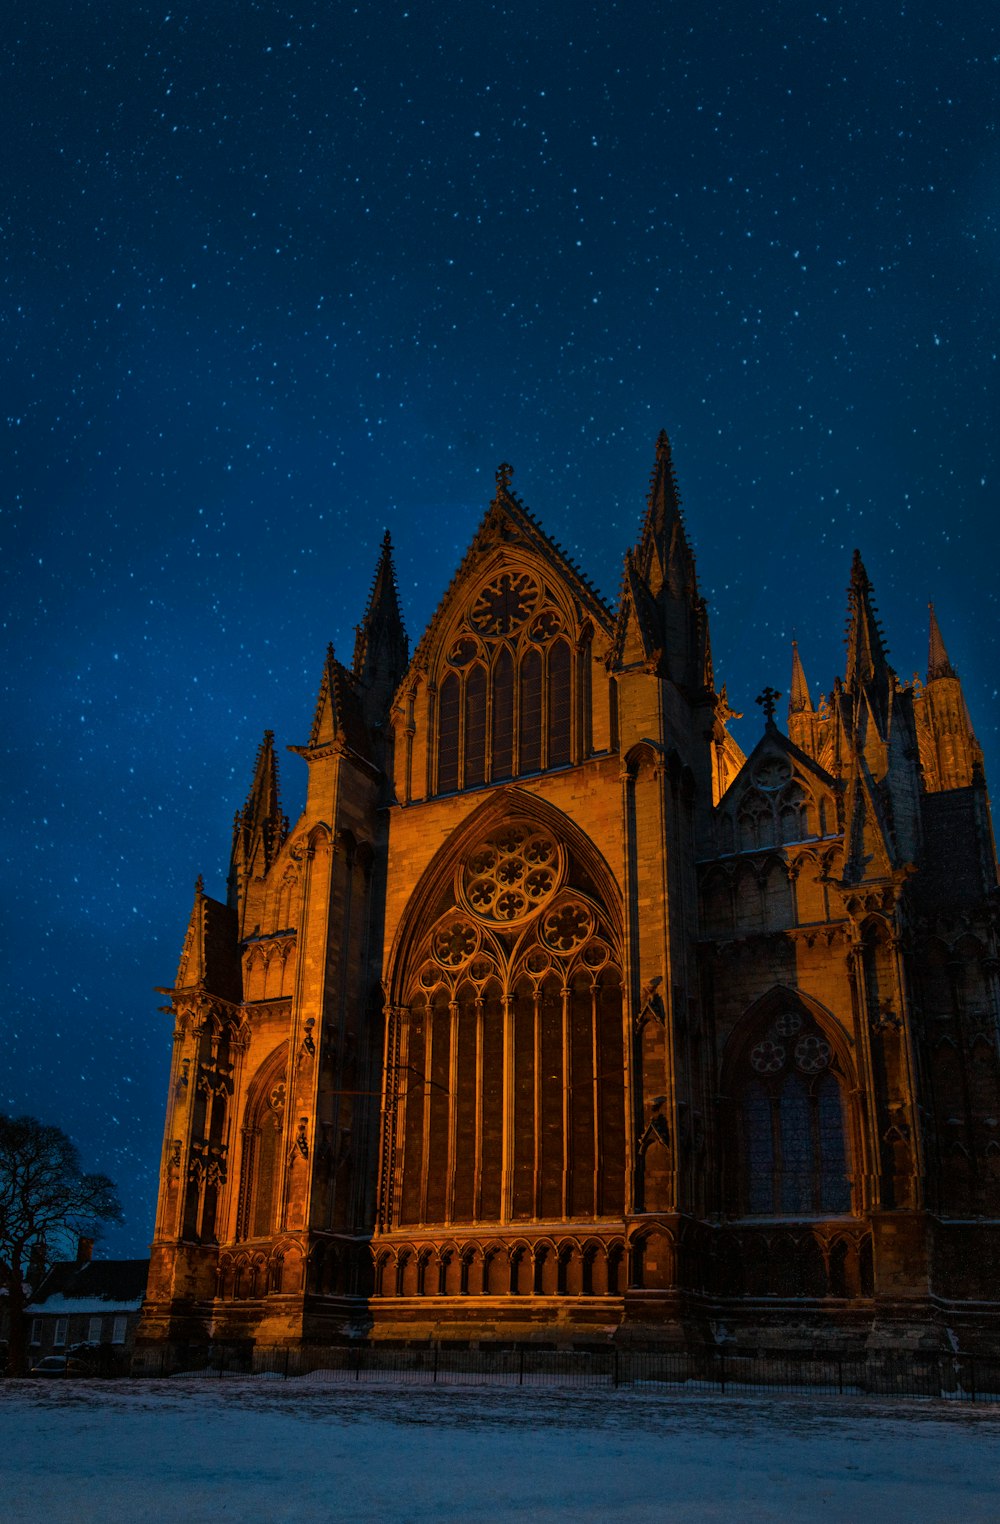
[
  {"x1": 235, "y1": 1050, "x2": 287, "y2": 1243},
  {"x1": 547, "y1": 639, "x2": 572, "y2": 768},
  {"x1": 433, "y1": 589, "x2": 584, "y2": 795},
  {"x1": 464, "y1": 665, "x2": 487, "y2": 786},
  {"x1": 519, "y1": 648, "x2": 543, "y2": 773},
  {"x1": 492, "y1": 647, "x2": 515, "y2": 781},
  {"x1": 735, "y1": 1011, "x2": 852, "y2": 1216},
  {"x1": 437, "y1": 672, "x2": 460, "y2": 793}
]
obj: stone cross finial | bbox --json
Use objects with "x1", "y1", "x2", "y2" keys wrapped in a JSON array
[
  {"x1": 756, "y1": 686, "x2": 782, "y2": 723},
  {"x1": 495, "y1": 461, "x2": 514, "y2": 492}
]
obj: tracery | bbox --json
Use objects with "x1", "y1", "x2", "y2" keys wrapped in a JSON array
[
  {"x1": 434, "y1": 570, "x2": 581, "y2": 793},
  {"x1": 393, "y1": 818, "x2": 625, "y2": 1231}
]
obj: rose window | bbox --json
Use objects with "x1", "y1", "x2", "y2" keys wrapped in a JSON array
[
  {"x1": 469, "y1": 571, "x2": 540, "y2": 636},
  {"x1": 794, "y1": 1034, "x2": 831, "y2": 1074},
  {"x1": 432, "y1": 918, "x2": 479, "y2": 968},
  {"x1": 541, "y1": 900, "x2": 594, "y2": 954},
  {"x1": 750, "y1": 1040, "x2": 785, "y2": 1075},
  {"x1": 459, "y1": 823, "x2": 564, "y2": 925},
  {"x1": 775, "y1": 1012, "x2": 802, "y2": 1037}
]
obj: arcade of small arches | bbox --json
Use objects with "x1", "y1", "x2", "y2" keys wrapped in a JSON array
[
  {"x1": 374, "y1": 1235, "x2": 627, "y2": 1299},
  {"x1": 215, "y1": 1243, "x2": 301, "y2": 1301},
  {"x1": 242, "y1": 938, "x2": 296, "y2": 1001}
]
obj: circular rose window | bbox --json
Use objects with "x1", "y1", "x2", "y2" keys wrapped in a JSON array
[{"x1": 458, "y1": 821, "x2": 564, "y2": 925}]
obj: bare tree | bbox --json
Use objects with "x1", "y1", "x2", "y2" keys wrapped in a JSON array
[{"x1": 0, "y1": 1115, "x2": 122, "y2": 1376}]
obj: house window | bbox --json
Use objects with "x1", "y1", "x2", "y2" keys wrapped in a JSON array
[
  {"x1": 30, "y1": 1319, "x2": 42, "y2": 1346},
  {"x1": 88, "y1": 1316, "x2": 103, "y2": 1344},
  {"x1": 112, "y1": 1316, "x2": 127, "y2": 1345},
  {"x1": 54, "y1": 1318, "x2": 68, "y2": 1347}
]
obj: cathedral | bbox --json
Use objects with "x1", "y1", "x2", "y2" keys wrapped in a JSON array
[{"x1": 138, "y1": 435, "x2": 1000, "y2": 1359}]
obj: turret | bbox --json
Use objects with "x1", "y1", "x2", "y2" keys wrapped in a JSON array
[{"x1": 914, "y1": 603, "x2": 984, "y2": 792}]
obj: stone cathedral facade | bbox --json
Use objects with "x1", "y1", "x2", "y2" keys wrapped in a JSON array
[{"x1": 139, "y1": 436, "x2": 1000, "y2": 1358}]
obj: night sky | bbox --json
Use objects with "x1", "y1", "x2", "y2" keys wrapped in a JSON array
[{"x1": 4, "y1": 4, "x2": 998, "y2": 1257}]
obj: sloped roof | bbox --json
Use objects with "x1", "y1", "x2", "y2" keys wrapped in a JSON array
[
  {"x1": 404, "y1": 470, "x2": 614, "y2": 681},
  {"x1": 28, "y1": 1258, "x2": 149, "y2": 1313}
]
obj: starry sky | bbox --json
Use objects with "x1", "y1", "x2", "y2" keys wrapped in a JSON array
[{"x1": 3, "y1": 3, "x2": 998, "y2": 1257}]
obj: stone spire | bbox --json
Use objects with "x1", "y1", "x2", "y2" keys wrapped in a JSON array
[
  {"x1": 927, "y1": 602, "x2": 957, "y2": 682},
  {"x1": 620, "y1": 430, "x2": 710, "y2": 692},
  {"x1": 639, "y1": 430, "x2": 698, "y2": 601},
  {"x1": 789, "y1": 640, "x2": 812, "y2": 715},
  {"x1": 844, "y1": 549, "x2": 895, "y2": 734},
  {"x1": 353, "y1": 531, "x2": 409, "y2": 729}
]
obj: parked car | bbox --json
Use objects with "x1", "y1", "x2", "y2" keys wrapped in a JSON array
[{"x1": 31, "y1": 1355, "x2": 68, "y2": 1376}]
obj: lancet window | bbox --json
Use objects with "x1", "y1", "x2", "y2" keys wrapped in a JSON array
[
  {"x1": 434, "y1": 571, "x2": 580, "y2": 795},
  {"x1": 392, "y1": 818, "x2": 625, "y2": 1233},
  {"x1": 734, "y1": 1009, "x2": 853, "y2": 1217},
  {"x1": 235, "y1": 1048, "x2": 288, "y2": 1241}
]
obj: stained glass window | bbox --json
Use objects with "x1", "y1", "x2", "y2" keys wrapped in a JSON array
[
  {"x1": 464, "y1": 664, "x2": 487, "y2": 786},
  {"x1": 492, "y1": 647, "x2": 514, "y2": 780},
  {"x1": 547, "y1": 638, "x2": 572, "y2": 767},
  {"x1": 519, "y1": 648, "x2": 543, "y2": 772},
  {"x1": 739, "y1": 1014, "x2": 852, "y2": 1217},
  {"x1": 437, "y1": 671, "x2": 460, "y2": 793}
]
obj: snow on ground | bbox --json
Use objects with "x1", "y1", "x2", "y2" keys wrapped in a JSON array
[{"x1": 3, "y1": 1378, "x2": 1000, "y2": 1523}]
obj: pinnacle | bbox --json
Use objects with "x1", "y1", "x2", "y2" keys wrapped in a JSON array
[
  {"x1": 927, "y1": 601, "x2": 956, "y2": 681},
  {"x1": 353, "y1": 531, "x2": 408, "y2": 679},
  {"x1": 844, "y1": 547, "x2": 893, "y2": 700},
  {"x1": 789, "y1": 639, "x2": 813, "y2": 714}
]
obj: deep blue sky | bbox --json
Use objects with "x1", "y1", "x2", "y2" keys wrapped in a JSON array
[{"x1": 3, "y1": 3, "x2": 997, "y2": 1256}]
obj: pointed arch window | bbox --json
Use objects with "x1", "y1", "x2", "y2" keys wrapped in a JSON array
[
  {"x1": 492, "y1": 647, "x2": 515, "y2": 781},
  {"x1": 735, "y1": 1011, "x2": 852, "y2": 1217},
  {"x1": 464, "y1": 665, "x2": 487, "y2": 787},
  {"x1": 437, "y1": 671, "x2": 460, "y2": 793},
  {"x1": 433, "y1": 614, "x2": 578, "y2": 795},
  {"x1": 547, "y1": 638, "x2": 572, "y2": 768},
  {"x1": 519, "y1": 648, "x2": 543, "y2": 773}
]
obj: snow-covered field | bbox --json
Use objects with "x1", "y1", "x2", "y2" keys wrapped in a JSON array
[{"x1": 3, "y1": 1377, "x2": 999, "y2": 1522}]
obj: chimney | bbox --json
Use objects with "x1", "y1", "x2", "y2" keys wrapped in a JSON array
[{"x1": 76, "y1": 1237, "x2": 94, "y2": 1266}]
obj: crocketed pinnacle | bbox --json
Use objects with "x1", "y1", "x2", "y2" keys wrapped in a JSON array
[
  {"x1": 789, "y1": 639, "x2": 813, "y2": 714},
  {"x1": 927, "y1": 602, "x2": 957, "y2": 682},
  {"x1": 353, "y1": 530, "x2": 408, "y2": 678},
  {"x1": 845, "y1": 550, "x2": 894, "y2": 708}
]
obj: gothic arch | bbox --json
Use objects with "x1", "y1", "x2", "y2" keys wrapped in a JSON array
[
  {"x1": 235, "y1": 1041, "x2": 289, "y2": 1242},
  {"x1": 384, "y1": 790, "x2": 627, "y2": 1236},
  {"x1": 385, "y1": 786, "x2": 624, "y2": 1003},
  {"x1": 720, "y1": 988, "x2": 858, "y2": 1219}
]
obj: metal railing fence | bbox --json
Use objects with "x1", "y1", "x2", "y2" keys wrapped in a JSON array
[{"x1": 129, "y1": 1341, "x2": 1000, "y2": 1402}]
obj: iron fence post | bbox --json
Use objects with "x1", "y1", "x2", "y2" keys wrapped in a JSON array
[
  {"x1": 433, "y1": 1345, "x2": 439, "y2": 1384},
  {"x1": 519, "y1": 1347, "x2": 525, "y2": 1387}
]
